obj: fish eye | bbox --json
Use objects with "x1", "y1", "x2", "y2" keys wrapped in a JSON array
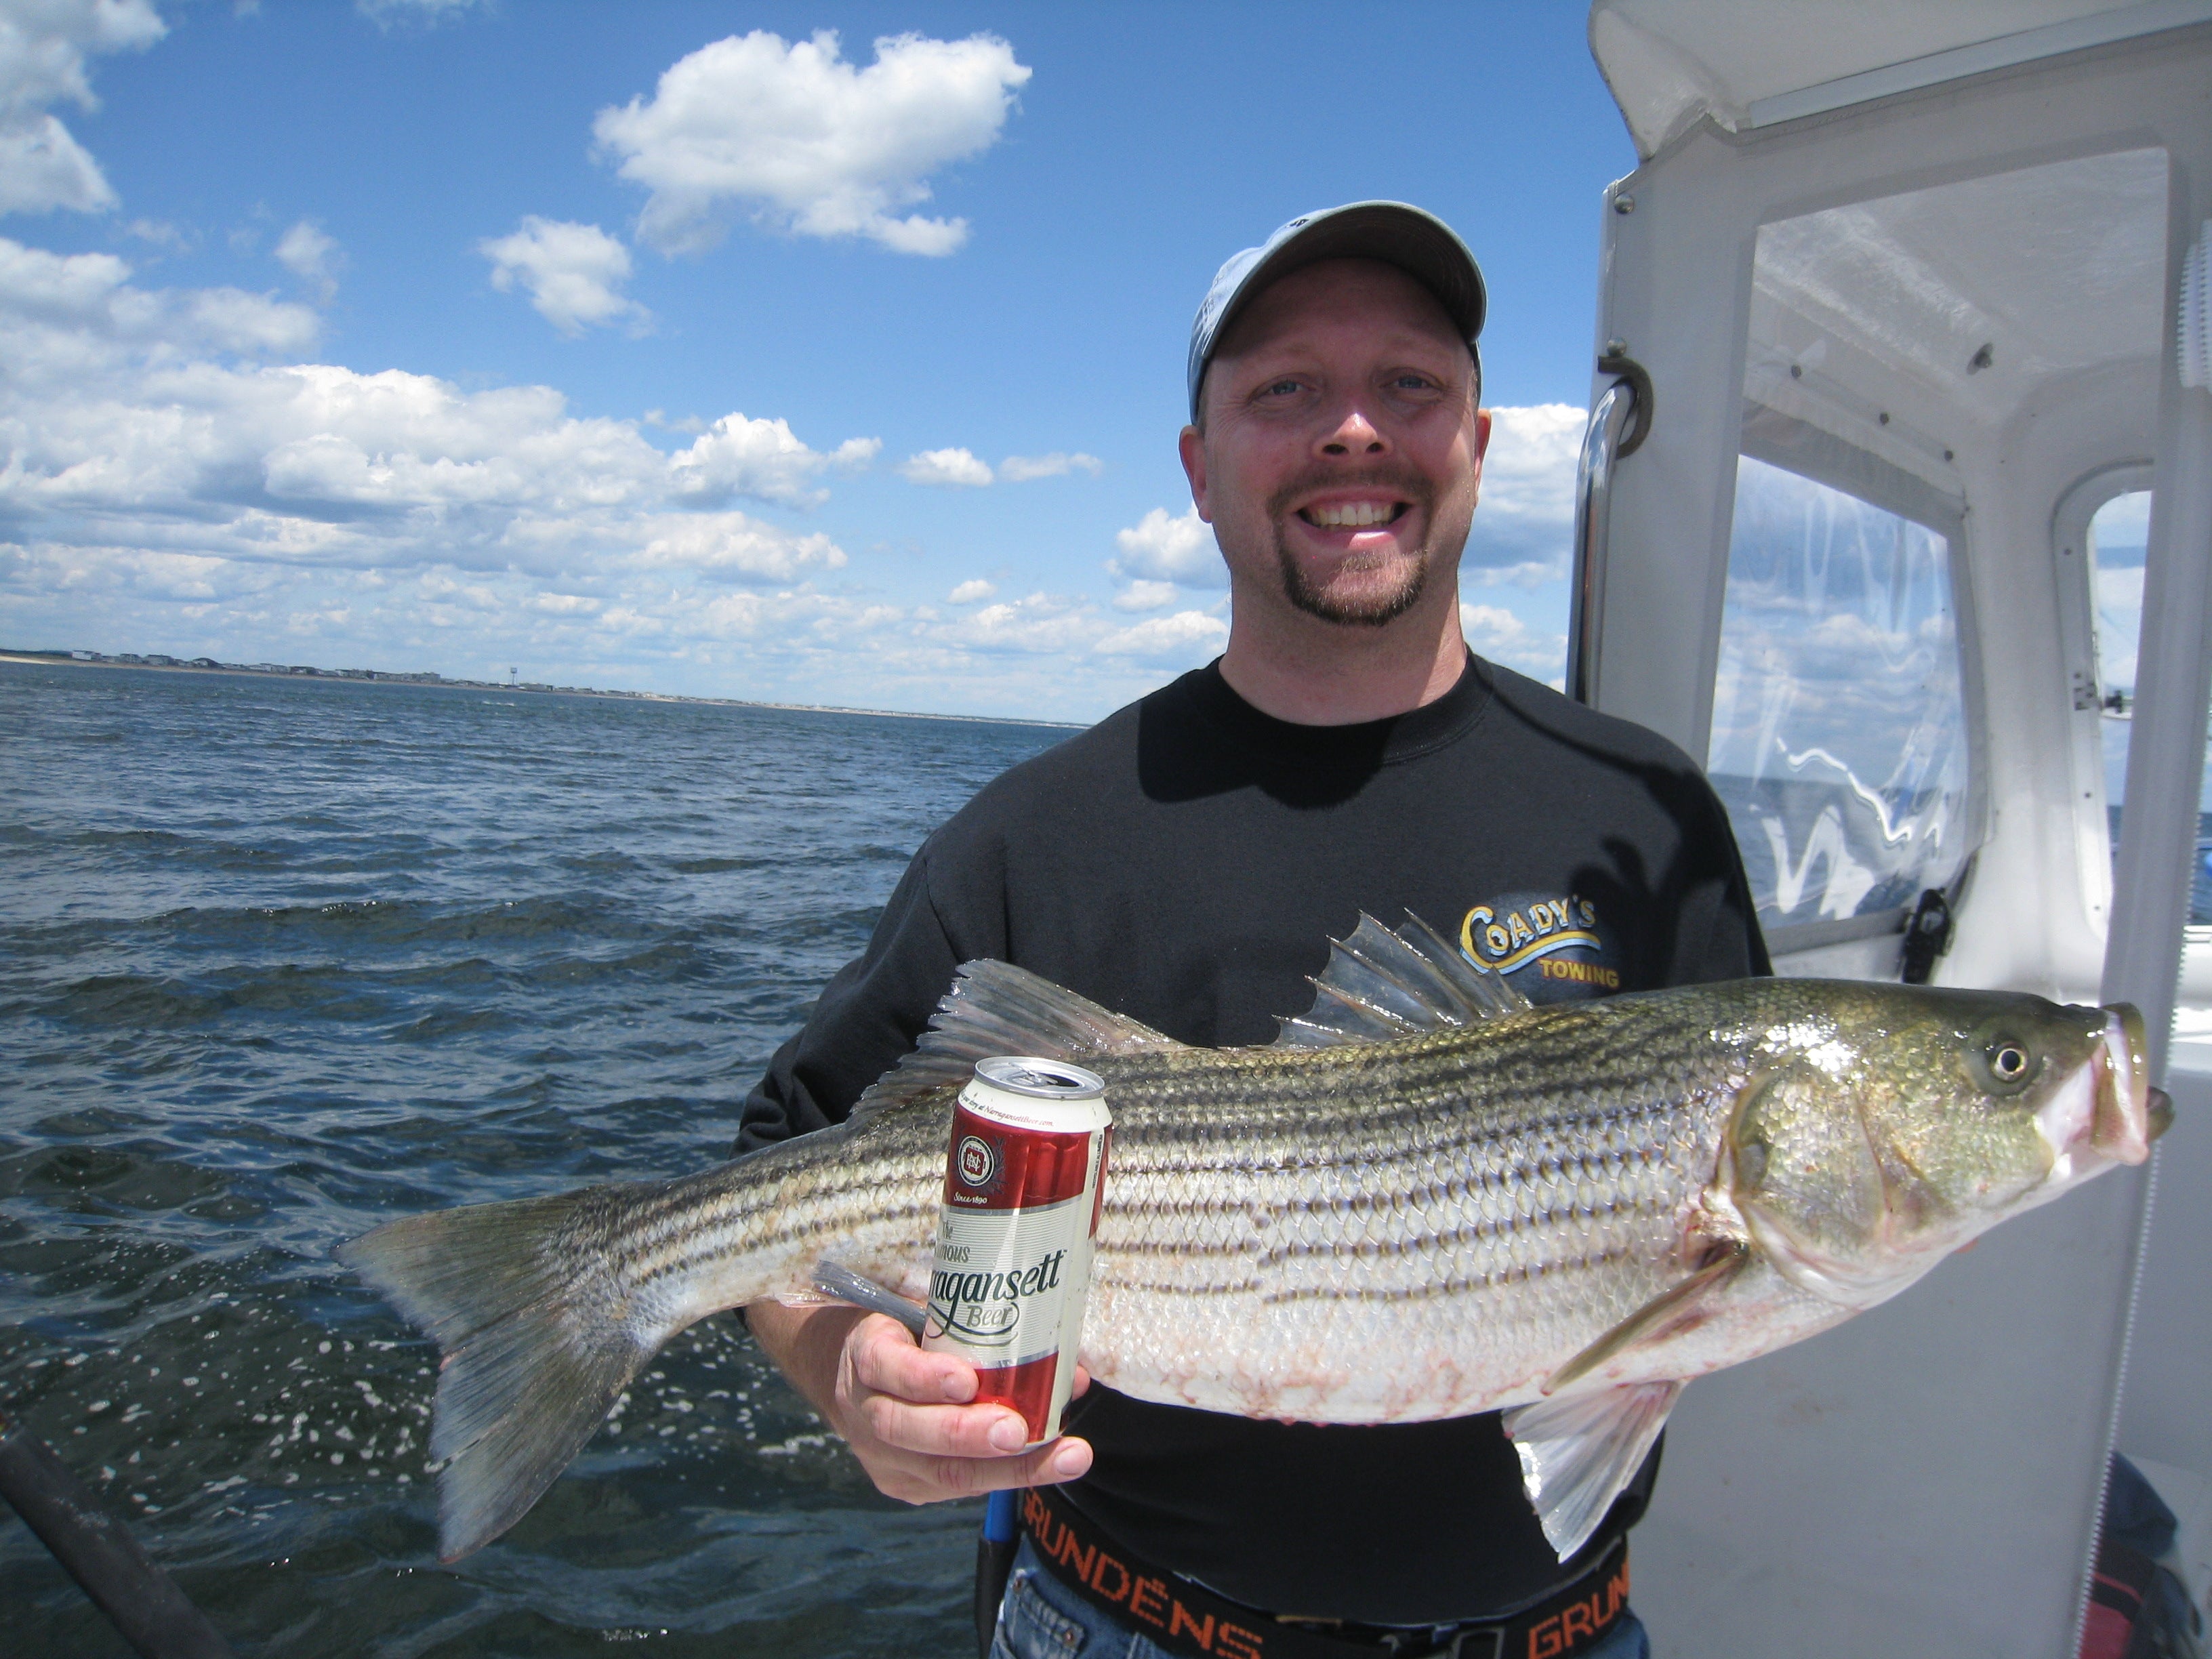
[{"x1": 1972, "y1": 1031, "x2": 2041, "y2": 1094}]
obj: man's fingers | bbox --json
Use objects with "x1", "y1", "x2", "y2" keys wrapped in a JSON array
[
  {"x1": 847, "y1": 1312, "x2": 976, "y2": 1404},
  {"x1": 929, "y1": 1436, "x2": 1092, "y2": 1498},
  {"x1": 861, "y1": 1393, "x2": 1033, "y2": 1458}
]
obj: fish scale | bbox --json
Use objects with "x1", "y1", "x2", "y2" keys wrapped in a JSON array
[{"x1": 340, "y1": 924, "x2": 2158, "y2": 1563}]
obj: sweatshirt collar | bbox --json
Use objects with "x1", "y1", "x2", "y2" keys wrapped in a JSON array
[{"x1": 1181, "y1": 650, "x2": 1493, "y2": 766}]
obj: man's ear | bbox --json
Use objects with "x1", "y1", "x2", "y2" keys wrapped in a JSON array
[
  {"x1": 1467, "y1": 407, "x2": 1494, "y2": 504},
  {"x1": 1178, "y1": 425, "x2": 1213, "y2": 523}
]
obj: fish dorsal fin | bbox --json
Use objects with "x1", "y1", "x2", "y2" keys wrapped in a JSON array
[
  {"x1": 851, "y1": 959, "x2": 1184, "y2": 1118},
  {"x1": 1273, "y1": 910, "x2": 1533, "y2": 1049}
]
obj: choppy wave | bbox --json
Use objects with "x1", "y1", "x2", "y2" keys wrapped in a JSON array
[{"x1": 0, "y1": 661, "x2": 1069, "y2": 1656}]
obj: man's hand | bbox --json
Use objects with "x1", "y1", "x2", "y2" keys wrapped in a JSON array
[{"x1": 747, "y1": 1300, "x2": 1092, "y2": 1504}]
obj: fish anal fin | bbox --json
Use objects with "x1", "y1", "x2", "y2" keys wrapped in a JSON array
[
  {"x1": 1502, "y1": 1380, "x2": 1683, "y2": 1561},
  {"x1": 852, "y1": 960, "x2": 1184, "y2": 1118},
  {"x1": 1543, "y1": 1242, "x2": 1748, "y2": 1394},
  {"x1": 1271, "y1": 911, "x2": 1533, "y2": 1050}
]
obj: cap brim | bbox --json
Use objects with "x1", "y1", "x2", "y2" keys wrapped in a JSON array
[{"x1": 1191, "y1": 201, "x2": 1486, "y2": 422}]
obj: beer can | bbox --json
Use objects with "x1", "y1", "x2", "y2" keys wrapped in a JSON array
[{"x1": 922, "y1": 1056, "x2": 1111, "y2": 1446}]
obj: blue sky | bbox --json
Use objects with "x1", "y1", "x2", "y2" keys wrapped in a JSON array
[{"x1": 0, "y1": 0, "x2": 1637, "y2": 720}]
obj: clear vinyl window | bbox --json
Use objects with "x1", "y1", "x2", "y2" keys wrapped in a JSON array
[
  {"x1": 1706, "y1": 455, "x2": 1971, "y2": 934},
  {"x1": 2090, "y1": 490, "x2": 2212, "y2": 927},
  {"x1": 2090, "y1": 490, "x2": 2148, "y2": 857}
]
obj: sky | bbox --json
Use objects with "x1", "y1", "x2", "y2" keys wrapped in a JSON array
[{"x1": 0, "y1": 0, "x2": 1638, "y2": 722}]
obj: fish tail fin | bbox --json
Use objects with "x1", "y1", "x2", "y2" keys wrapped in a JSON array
[{"x1": 336, "y1": 1186, "x2": 658, "y2": 1561}]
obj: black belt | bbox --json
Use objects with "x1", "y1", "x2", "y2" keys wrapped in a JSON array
[{"x1": 1017, "y1": 1486, "x2": 1631, "y2": 1659}]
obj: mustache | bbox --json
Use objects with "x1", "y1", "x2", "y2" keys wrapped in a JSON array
[{"x1": 1265, "y1": 465, "x2": 1435, "y2": 522}]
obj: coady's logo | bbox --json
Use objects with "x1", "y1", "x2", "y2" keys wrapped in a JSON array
[
  {"x1": 1460, "y1": 893, "x2": 1620, "y2": 990},
  {"x1": 956, "y1": 1134, "x2": 996, "y2": 1187}
]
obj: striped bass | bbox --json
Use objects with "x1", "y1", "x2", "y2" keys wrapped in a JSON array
[{"x1": 339, "y1": 913, "x2": 2169, "y2": 1564}]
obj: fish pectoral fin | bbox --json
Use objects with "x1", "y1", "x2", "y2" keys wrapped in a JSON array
[
  {"x1": 1542, "y1": 1242, "x2": 1748, "y2": 1394},
  {"x1": 810, "y1": 1261, "x2": 928, "y2": 1340},
  {"x1": 1273, "y1": 912, "x2": 1530, "y2": 1050},
  {"x1": 1501, "y1": 1380, "x2": 1683, "y2": 1561},
  {"x1": 851, "y1": 960, "x2": 1185, "y2": 1118}
]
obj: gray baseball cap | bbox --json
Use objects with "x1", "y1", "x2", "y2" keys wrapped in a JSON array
[{"x1": 1187, "y1": 201, "x2": 1487, "y2": 422}]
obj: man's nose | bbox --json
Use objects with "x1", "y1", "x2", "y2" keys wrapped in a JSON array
[{"x1": 1317, "y1": 404, "x2": 1387, "y2": 457}]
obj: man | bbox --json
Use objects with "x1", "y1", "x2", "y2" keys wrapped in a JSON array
[{"x1": 739, "y1": 203, "x2": 1767, "y2": 1658}]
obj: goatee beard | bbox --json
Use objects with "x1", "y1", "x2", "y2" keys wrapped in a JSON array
[
  {"x1": 1275, "y1": 539, "x2": 1430, "y2": 626},
  {"x1": 1264, "y1": 464, "x2": 1435, "y2": 627}
]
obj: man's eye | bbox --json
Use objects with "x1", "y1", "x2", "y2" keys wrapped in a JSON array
[
  {"x1": 1262, "y1": 379, "x2": 1302, "y2": 397},
  {"x1": 1392, "y1": 373, "x2": 1437, "y2": 391}
]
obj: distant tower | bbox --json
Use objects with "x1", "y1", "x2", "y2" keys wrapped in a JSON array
[{"x1": 508, "y1": 666, "x2": 518, "y2": 687}]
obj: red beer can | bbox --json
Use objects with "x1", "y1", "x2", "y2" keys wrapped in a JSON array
[{"x1": 922, "y1": 1056, "x2": 1111, "y2": 1445}]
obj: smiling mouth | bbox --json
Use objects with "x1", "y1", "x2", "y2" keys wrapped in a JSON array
[{"x1": 1298, "y1": 500, "x2": 1407, "y2": 529}]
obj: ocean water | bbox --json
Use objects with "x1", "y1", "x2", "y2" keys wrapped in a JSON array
[{"x1": 0, "y1": 660, "x2": 1072, "y2": 1657}]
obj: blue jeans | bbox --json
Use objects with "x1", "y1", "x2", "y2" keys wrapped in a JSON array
[{"x1": 991, "y1": 1535, "x2": 1652, "y2": 1659}]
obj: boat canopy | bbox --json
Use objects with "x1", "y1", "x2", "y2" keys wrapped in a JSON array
[
  {"x1": 1591, "y1": 0, "x2": 2212, "y2": 159},
  {"x1": 1569, "y1": 5, "x2": 2211, "y2": 1653}
]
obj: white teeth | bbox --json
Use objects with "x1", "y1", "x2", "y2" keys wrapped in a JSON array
[{"x1": 1304, "y1": 500, "x2": 1397, "y2": 528}]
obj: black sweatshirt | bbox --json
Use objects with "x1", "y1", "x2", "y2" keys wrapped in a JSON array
[{"x1": 737, "y1": 653, "x2": 1769, "y2": 1625}]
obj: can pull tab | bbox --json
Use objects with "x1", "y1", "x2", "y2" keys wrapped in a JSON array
[{"x1": 973, "y1": 1057, "x2": 1107, "y2": 1098}]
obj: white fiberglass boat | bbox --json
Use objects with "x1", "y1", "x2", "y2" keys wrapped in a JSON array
[{"x1": 1566, "y1": 3, "x2": 2212, "y2": 1651}]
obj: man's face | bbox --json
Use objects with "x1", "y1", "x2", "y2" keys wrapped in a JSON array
[{"x1": 1182, "y1": 258, "x2": 1488, "y2": 629}]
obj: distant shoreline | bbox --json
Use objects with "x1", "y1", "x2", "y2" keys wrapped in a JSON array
[{"x1": 0, "y1": 649, "x2": 1085, "y2": 731}]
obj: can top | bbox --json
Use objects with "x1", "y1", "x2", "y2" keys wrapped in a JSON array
[{"x1": 972, "y1": 1056, "x2": 1105, "y2": 1100}]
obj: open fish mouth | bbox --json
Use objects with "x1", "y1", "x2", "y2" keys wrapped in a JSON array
[
  {"x1": 2093, "y1": 1004, "x2": 2159, "y2": 1163},
  {"x1": 2038, "y1": 1004, "x2": 2160, "y2": 1183}
]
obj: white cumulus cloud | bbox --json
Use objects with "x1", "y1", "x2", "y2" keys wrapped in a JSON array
[
  {"x1": 1094, "y1": 609, "x2": 1228, "y2": 661},
  {"x1": 947, "y1": 577, "x2": 996, "y2": 604},
  {"x1": 480, "y1": 216, "x2": 651, "y2": 337},
  {"x1": 1111, "y1": 579, "x2": 1178, "y2": 612},
  {"x1": 0, "y1": 0, "x2": 165, "y2": 217},
  {"x1": 899, "y1": 446, "x2": 993, "y2": 487},
  {"x1": 592, "y1": 29, "x2": 1030, "y2": 257},
  {"x1": 0, "y1": 234, "x2": 317, "y2": 360},
  {"x1": 628, "y1": 513, "x2": 846, "y2": 583},
  {"x1": 1467, "y1": 402, "x2": 1584, "y2": 575},
  {"x1": 999, "y1": 451, "x2": 1101, "y2": 483},
  {"x1": 274, "y1": 219, "x2": 344, "y2": 303},
  {"x1": 1460, "y1": 600, "x2": 1567, "y2": 682},
  {"x1": 0, "y1": 240, "x2": 870, "y2": 597},
  {"x1": 670, "y1": 415, "x2": 878, "y2": 509},
  {"x1": 1109, "y1": 504, "x2": 1219, "y2": 586}
]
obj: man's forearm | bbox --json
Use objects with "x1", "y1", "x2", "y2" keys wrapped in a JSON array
[{"x1": 747, "y1": 1300, "x2": 864, "y2": 1418}]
